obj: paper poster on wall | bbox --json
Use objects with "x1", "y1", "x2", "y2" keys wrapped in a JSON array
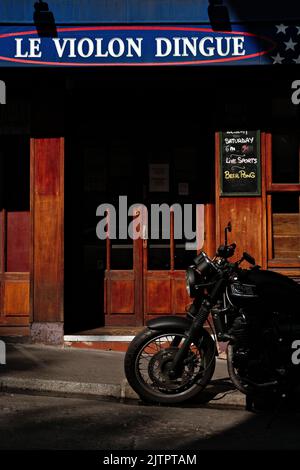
[{"x1": 149, "y1": 163, "x2": 169, "y2": 192}]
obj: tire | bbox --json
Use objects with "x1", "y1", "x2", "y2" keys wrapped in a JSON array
[{"x1": 124, "y1": 327, "x2": 216, "y2": 405}]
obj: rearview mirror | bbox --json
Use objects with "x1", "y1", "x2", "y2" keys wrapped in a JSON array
[{"x1": 224, "y1": 222, "x2": 232, "y2": 245}]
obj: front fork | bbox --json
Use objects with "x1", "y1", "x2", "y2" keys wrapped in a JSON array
[
  {"x1": 168, "y1": 300, "x2": 211, "y2": 378},
  {"x1": 169, "y1": 277, "x2": 224, "y2": 378}
]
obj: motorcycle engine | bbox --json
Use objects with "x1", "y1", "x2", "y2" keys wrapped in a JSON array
[{"x1": 228, "y1": 309, "x2": 284, "y2": 386}]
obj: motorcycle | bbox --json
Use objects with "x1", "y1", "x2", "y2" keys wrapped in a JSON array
[{"x1": 124, "y1": 223, "x2": 300, "y2": 407}]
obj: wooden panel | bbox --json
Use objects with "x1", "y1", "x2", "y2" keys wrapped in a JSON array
[
  {"x1": 34, "y1": 138, "x2": 61, "y2": 196},
  {"x1": 203, "y1": 203, "x2": 216, "y2": 257},
  {"x1": 269, "y1": 268, "x2": 300, "y2": 277},
  {"x1": 104, "y1": 314, "x2": 139, "y2": 327},
  {"x1": 133, "y1": 234, "x2": 144, "y2": 325},
  {"x1": 0, "y1": 316, "x2": 29, "y2": 326},
  {"x1": 2, "y1": 273, "x2": 29, "y2": 281},
  {"x1": 3, "y1": 281, "x2": 30, "y2": 316},
  {"x1": 105, "y1": 270, "x2": 134, "y2": 281},
  {"x1": 215, "y1": 132, "x2": 266, "y2": 267},
  {"x1": 144, "y1": 271, "x2": 190, "y2": 318},
  {"x1": 217, "y1": 197, "x2": 263, "y2": 265},
  {"x1": 6, "y1": 211, "x2": 30, "y2": 272},
  {"x1": 110, "y1": 279, "x2": 134, "y2": 314},
  {"x1": 273, "y1": 236, "x2": 300, "y2": 251},
  {"x1": 0, "y1": 326, "x2": 30, "y2": 336},
  {"x1": 260, "y1": 132, "x2": 267, "y2": 270},
  {"x1": 172, "y1": 274, "x2": 191, "y2": 314},
  {"x1": 145, "y1": 273, "x2": 171, "y2": 315},
  {"x1": 268, "y1": 259, "x2": 300, "y2": 268},
  {"x1": 267, "y1": 194, "x2": 273, "y2": 260},
  {"x1": 265, "y1": 132, "x2": 272, "y2": 191},
  {"x1": 105, "y1": 228, "x2": 143, "y2": 326},
  {"x1": 104, "y1": 270, "x2": 137, "y2": 325},
  {"x1": 0, "y1": 211, "x2": 4, "y2": 273},
  {"x1": 33, "y1": 196, "x2": 63, "y2": 321},
  {"x1": 272, "y1": 213, "x2": 300, "y2": 260},
  {"x1": 268, "y1": 184, "x2": 300, "y2": 192},
  {"x1": 31, "y1": 138, "x2": 64, "y2": 323},
  {"x1": 273, "y1": 214, "x2": 300, "y2": 235}
]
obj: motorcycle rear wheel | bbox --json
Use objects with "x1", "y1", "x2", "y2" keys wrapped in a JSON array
[{"x1": 124, "y1": 327, "x2": 216, "y2": 404}]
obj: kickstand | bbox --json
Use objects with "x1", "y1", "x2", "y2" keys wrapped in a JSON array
[{"x1": 245, "y1": 394, "x2": 254, "y2": 412}]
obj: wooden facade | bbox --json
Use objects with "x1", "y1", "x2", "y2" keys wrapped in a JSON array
[{"x1": 0, "y1": 70, "x2": 299, "y2": 342}]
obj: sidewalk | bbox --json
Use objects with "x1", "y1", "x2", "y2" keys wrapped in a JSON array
[{"x1": 0, "y1": 342, "x2": 245, "y2": 409}]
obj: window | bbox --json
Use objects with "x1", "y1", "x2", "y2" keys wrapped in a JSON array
[
  {"x1": 272, "y1": 133, "x2": 299, "y2": 184},
  {"x1": 267, "y1": 132, "x2": 300, "y2": 268}
]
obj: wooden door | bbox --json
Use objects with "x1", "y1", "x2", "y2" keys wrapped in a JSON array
[
  {"x1": 104, "y1": 204, "x2": 214, "y2": 326},
  {"x1": 104, "y1": 207, "x2": 143, "y2": 326},
  {"x1": 0, "y1": 137, "x2": 30, "y2": 336}
]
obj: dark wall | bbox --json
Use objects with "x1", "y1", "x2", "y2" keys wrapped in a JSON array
[{"x1": 0, "y1": 1, "x2": 299, "y2": 24}]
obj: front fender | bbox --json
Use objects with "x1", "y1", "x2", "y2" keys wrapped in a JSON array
[
  {"x1": 147, "y1": 315, "x2": 192, "y2": 332},
  {"x1": 146, "y1": 315, "x2": 218, "y2": 356}
]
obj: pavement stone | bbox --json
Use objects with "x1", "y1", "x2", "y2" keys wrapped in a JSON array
[{"x1": 0, "y1": 342, "x2": 245, "y2": 408}]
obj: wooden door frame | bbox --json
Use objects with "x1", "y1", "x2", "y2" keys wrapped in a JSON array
[
  {"x1": 30, "y1": 137, "x2": 64, "y2": 343},
  {"x1": 265, "y1": 132, "x2": 300, "y2": 276},
  {"x1": 104, "y1": 207, "x2": 144, "y2": 326}
]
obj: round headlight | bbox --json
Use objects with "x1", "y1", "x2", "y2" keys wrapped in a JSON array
[
  {"x1": 185, "y1": 267, "x2": 197, "y2": 297},
  {"x1": 193, "y1": 251, "x2": 218, "y2": 277}
]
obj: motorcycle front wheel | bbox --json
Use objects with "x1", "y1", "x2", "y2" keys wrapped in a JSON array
[{"x1": 124, "y1": 327, "x2": 216, "y2": 404}]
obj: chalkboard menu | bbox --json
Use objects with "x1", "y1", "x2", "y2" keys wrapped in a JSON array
[{"x1": 220, "y1": 130, "x2": 261, "y2": 196}]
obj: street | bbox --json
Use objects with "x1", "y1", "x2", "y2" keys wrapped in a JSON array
[{"x1": 1, "y1": 392, "x2": 300, "y2": 450}]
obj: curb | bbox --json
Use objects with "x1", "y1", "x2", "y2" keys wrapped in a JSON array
[{"x1": 0, "y1": 376, "x2": 245, "y2": 409}]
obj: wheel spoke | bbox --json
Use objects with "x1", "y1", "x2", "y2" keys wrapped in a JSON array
[{"x1": 136, "y1": 332, "x2": 204, "y2": 393}]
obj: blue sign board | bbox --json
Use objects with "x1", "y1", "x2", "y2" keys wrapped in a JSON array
[{"x1": 0, "y1": 25, "x2": 298, "y2": 66}]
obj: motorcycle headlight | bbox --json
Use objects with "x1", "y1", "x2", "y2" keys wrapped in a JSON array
[
  {"x1": 185, "y1": 267, "x2": 199, "y2": 298},
  {"x1": 193, "y1": 251, "x2": 218, "y2": 277}
]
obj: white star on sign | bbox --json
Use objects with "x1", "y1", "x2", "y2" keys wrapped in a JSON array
[
  {"x1": 284, "y1": 37, "x2": 297, "y2": 50},
  {"x1": 293, "y1": 55, "x2": 300, "y2": 64},
  {"x1": 271, "y1": 53, "x2": 284, "y2": 64},
  {"x1": 296, "y1": 26, "x2": 300, "y2": 35},
  {"x1": 276, "y1": 24, "x2": 288, "y2": 34}
]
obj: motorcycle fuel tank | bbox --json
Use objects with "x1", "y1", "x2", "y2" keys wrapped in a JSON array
[{"x1": 239, "y1": 269, "x2": 300, "y2": 313}]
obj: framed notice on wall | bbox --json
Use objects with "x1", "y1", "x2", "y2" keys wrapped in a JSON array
[
  {"x1": 220, "y1": 130, "x2": 261, "y2": 196},
  {"x1": 149, "y1": 163, "x2": 170, "y2": 192}
]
